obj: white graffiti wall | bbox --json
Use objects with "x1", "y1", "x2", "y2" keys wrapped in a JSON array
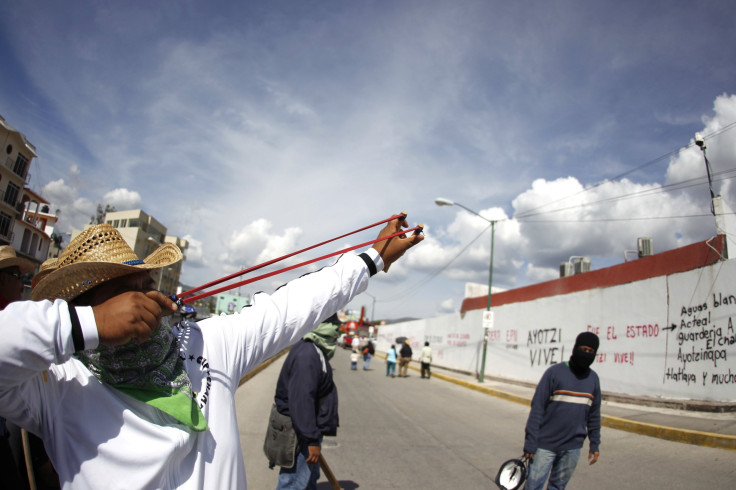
[{"x1": 376, "y1": 259, "x2": 736, "y2": 402}]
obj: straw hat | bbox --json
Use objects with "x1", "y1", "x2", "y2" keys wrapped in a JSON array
[
  {"x1": 31, "y1": 224, "x2": 183, "y2": 302},
  {"x1": 31, "y1": 257, "x2": 58, "y2": 288},
  {"x1": 0, "y1": 246, "x2": 36, "y2": 274}
]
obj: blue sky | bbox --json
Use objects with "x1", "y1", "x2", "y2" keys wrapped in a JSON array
[{"x1": 1, "y1": 1, "x2": 735, "y2": 320}]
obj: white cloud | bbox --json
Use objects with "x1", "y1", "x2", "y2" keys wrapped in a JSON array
[
  {"x1": 666, "y1": 93, "x2": 736, "y2": 206},
  {"x1": 182, "y1": 234, "x2": 206, "y2": 269},
  {"x1": 40, "y1": 179, "x2": 96, "y2": 234},
  {"x1": 438, "y1": 298, "x2": 455, "y2": 314},
  {"x1": 103, "y1": 188, "x2": 141, "y2": 210},
  {"x1": 428, "y1": 106, "x2": 735, "y2": 291},
  {"x1": 512, "y1": 176, "x2": 708, "y2": 277},
  {"x1": 219, "y1": 219, "x2": 303, "y2": 272},
  {"x1": 525, "y1": 262, "x2": 560, "y2": 284}
]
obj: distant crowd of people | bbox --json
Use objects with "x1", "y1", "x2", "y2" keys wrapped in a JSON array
[{"x1": 344, "y1": 337, "x2": 433, "y2": 379}]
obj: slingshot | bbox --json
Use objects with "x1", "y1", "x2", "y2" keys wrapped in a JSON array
[{"x1": 173, "y1": 212, "x2": 423, "y2": 306}]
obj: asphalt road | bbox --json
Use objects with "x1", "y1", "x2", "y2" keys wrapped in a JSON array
[{"x1": 237, "y1": 348, "x2": 736, "y2": 489}]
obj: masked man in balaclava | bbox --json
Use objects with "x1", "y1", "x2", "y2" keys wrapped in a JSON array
[
  {"x1": 271, "y1": 314, "x2": 342, "y2": 489},
  {"x1": 522, "y1": 331, "x2": 602, "y2": 490}
]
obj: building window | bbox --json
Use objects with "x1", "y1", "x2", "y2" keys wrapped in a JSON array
[
  {"x1": 113, "y1": 220, "x2": 119, "y2": 228},
  {"x1": 4, "y1": 182, "x2": 20, "y2": 207},
  {"x1": 129, "y1": 218, "x2": 140, "y2": 228},
  {"x1": 13, "y1": 153, "x2": 29, "y2": 178},
  {"x1": 120, "y1": 219, "x2": 127, "y2": 227},
  {"x1": 0, "y1": 212, "x2": 11, "y2": 237}
]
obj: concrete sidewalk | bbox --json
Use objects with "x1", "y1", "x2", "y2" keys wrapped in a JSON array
[{"x1": 398, "y1": 358, "x2": 736, "y2": 451}]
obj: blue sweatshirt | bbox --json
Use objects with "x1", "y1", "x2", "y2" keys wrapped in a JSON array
[
  {"x1": 523, "y1": 362, "x2": 601, "y2": 454},
  {"x1": 274, "y1": 339, "x2": 339, "y2": 446}
]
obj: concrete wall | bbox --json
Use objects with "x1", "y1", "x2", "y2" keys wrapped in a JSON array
[{"x1": 376, "y1": 258, "x2": 736, "y2": 403}]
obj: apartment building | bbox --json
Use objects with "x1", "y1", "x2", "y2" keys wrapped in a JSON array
[
  {"x1": 1, "y1": 115, "x2": 37, "y2": 243},
  {"x1": 13, "y1": 187, "x2": 59, "y2": 263},
  {"x1": 0, "y1": 115, "x2": 59, "y2": 289}
]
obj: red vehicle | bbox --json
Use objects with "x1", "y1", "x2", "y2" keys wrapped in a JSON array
[{"x1": 338, "y1": 307, "x2": 375, "y2": 348}]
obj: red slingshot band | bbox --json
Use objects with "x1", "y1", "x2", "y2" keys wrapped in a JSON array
[{"x1": 176, "y1": 213, "x2": 421, "y2": 305}]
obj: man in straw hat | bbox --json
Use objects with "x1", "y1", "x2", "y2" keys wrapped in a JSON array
[
  {"x1": 0, "y1": 244, "x2": 34, "y2": 306},
  {"x1": 0, "y1": 245, "x2": 42, "y2": 490},
  {"x1": 0, "y1": 214, "x2": 422, "y2": 489}
]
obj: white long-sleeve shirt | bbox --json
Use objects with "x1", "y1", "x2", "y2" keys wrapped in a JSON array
[{"x1": 0, "y1": 249, "x2": 382, "y2": 489}]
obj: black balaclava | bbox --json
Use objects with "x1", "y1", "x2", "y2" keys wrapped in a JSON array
[{"x1": 568, "y1": 332, "x2": 599, "y2": 375}]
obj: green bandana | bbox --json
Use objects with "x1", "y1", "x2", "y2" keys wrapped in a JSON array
[
  {"x1": 75, "y1": 317, "x2": 208, "y2": 431},
  {"x1": 303, "y1": 321, "x2": 340, "y2": 360}
]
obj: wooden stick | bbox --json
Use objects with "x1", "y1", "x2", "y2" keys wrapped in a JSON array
[
  {"x1": 21, "y1": 428, "x2": 38, "y2": 490},
  {"x1": 319, "y1": 453, "x2": 342, "y2": 490}
]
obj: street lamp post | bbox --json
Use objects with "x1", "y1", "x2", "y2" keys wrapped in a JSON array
[
  {"x1": 364, "y1": 292, "x2": 377, "y2": 339},
  {"x1": 436, "y1": 197, "x2": 496, "y2": 383},
  {"x1": 364, "y1": 292, "x2": 376, "y2": 324},
  {"x1": 695, "y1": 132, "x2": 716, "y2": 215}
]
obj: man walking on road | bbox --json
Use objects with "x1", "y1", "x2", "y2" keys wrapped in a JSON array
[
  {"x1": 271, "y1": 315, "x2": 341, "y2": 489},
  {"x1": 398, "y1": 339, "x2": 413, "y2": 377},
  {"x1": 522, "y1": 331, "x2": 601, "y2": 490},
  {"x1": 419, "y1": 341, "x2": 432, "y2": 379}
]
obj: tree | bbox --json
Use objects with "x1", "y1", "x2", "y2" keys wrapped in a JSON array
[
  {"x1": 90, "y1": 204, "x2": 116, "y2": 224},
  {"x1": 50, "y1": 233, "x2": 64, "y2": 248}
]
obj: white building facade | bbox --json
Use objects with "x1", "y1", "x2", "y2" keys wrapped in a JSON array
[{"x1": 377, "y1": 197, "x2": 736, "y2": 404}]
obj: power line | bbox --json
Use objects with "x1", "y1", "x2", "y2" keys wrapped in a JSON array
[
  {"x1": 374, "y1": 224, "x2": 492, "y2": 304},
  {"x1": 517, "y1": 213, "x2": 720, "y2": 223},
  {"x1": 515, "y1": 121, "x2": 736, "y2": 220},
  {"x1": 516, "y1": 168, "x2": 736, "y2": 220},
  {"x1": 383, "y1": 121, "x2": 736, "y2": 304}
]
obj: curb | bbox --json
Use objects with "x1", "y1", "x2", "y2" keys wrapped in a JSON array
[
  {"x1": 600, "y1": 415, "x2": 736, "y2": 450},
  {"x1": 397, "y1": 358, "x2": 736, "y2": 451}
]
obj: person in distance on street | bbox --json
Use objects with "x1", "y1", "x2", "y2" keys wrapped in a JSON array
[
  {"x1": 385, "y1": 344, "x2": 398, "y2": 378},
  {"x1": 419, "y1": 341, "x2": 432, "y2": 379},
  {"x1": 362, "y1": 339, "x2": 375, "y2": 370},
  {"x1": 350, "y1": 348, "x2": 360, "y2": 370},
  {"x1": 398, "y1": 339, "x2": 413, "y2": 377}
]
